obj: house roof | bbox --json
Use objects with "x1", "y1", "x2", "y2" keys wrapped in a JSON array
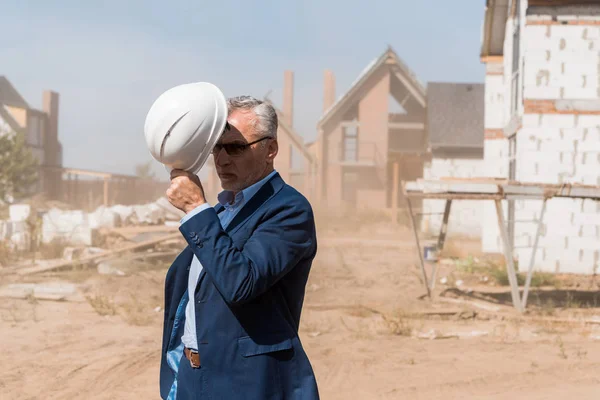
[
  {"x1": 0, "y1": 104, "x2": 22, "y2": 134},
  {"x1": 317, "y1": 46, "x2": 426, "y2": 129},
  {"x1": 0, "y1": 76, "x2": 29, "y2": 109},
  {"x1": 481, "y1": 0, "x2": 509, "y2": 60},
  {"x1": 427, "y1": 82, "x2": 484, "y2": 149},
  {"x1": 264, "y1": 99, "x2": 315, "y2": 165}
]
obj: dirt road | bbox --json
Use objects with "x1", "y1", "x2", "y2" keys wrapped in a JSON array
[{"x1": 2, "y1": 228, "x2": 600, "y2": 399}]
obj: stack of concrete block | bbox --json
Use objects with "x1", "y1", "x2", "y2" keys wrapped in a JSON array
[
  {"x1": 515, "y1": 119, "x2": 600, "y2": 274},
  {"x1": 41, "y1": 208, "x2": 94, "y2": 246},
  {"x1": 421, "y1": 158, "x2": 484, "y2": 238},
  {"x1": 0, "y1": 204, "x2": 33, "y2": 251},
  {"x1": 524, "y1": 24, "x2": 600, "y2": 101}
]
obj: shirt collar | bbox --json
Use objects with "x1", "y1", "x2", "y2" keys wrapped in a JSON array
[{"x1": 217, "y1": 170, "x2": 278, "y2": 208}]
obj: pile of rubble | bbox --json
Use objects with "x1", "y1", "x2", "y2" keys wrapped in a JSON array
[{"x1": 0, "y1": 197, "x2": 184, "y2": 249}]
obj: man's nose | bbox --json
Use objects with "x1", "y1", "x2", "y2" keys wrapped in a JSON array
[{"x1": 214, "y1": 147, "x2": 230, "y2": 165}]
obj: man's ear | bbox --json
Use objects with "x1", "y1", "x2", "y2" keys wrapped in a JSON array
[{"x1": 267, "y1": 139, "x2": 278, "y2": 162}]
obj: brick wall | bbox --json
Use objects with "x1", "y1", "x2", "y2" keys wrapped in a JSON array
[
  {"x1": 422, "y1": 158, "x2": 484, "y2": 238},
  {"x1": 524, "y1": 23, "x2": 600, "y2": 101},
  {"x1": 482, "y1": 60, "x2": 509, "y2": 253},
  {"x1": 510, "y1": 18, "x2": 600, "y2": 274}
]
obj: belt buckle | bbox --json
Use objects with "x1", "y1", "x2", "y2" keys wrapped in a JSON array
[{"x1": 188, "y1": 349, "x2": 200, "y2": 369}]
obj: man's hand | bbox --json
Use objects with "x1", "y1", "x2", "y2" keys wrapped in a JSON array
[{"x1": 166, "y1": 169, "x2": 207, "y2": 214}]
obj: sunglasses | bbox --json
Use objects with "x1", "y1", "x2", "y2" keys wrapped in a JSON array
[{"x1": 212, "y1": 135, "x2": 272, "y2": 157}]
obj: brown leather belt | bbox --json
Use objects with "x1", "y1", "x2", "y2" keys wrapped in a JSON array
[{"x1": 184, "y1": 347, "x2": 201, "y2": 369}]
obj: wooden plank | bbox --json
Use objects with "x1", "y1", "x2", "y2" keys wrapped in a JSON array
[
  {"x1": 404, "y1": 178, "x2": 600, "y2": 201},
  {"x1": 102, "y1": 225, "x2": 179, "y2": 236},
  {"x1": 16, "y1": 232, "x2": 182, "y2": 275},
  {"x1": 405, "y1": 180, "x2": 502, "y2": 194},
  {"x1": 494, "y1": 199, "x2": 523, "y2": 313},
  {"x1": 388, "y1": 122, "x2": 425, "y2": 130},
  {"x1": 405, "y1": 196, "x2": 431, "y2": 299},
  {"x1": 103, "y1": 178, "x2": 109, "y2": 207},
  {"x1": 391, "y1": 162, "x2": 399, "y2": 224},
  {"x1": 405, "y1": 193, "x2": 503, "y2": 200}
]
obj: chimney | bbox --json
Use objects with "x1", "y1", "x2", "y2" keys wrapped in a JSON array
[
  {"x1": 283, "y1": 70, "x2": 294, "y2": 127},
  {"x1": 323, "y1": 69, "x2": 335, "y2": 113},
  {"x1": 42, "y1": 90, "x2": 59, "y2": 166}
]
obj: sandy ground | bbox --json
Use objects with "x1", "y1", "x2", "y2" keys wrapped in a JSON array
[{"x1": 2, "y1": 223, "x2": 600, "y2": 399}]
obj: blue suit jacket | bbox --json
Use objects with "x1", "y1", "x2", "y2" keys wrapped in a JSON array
[{"x1": 160, "y1": 173, "x2": 320, "y2": 399}]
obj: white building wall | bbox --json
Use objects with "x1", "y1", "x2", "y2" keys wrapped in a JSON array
[
  {"x1": 511, "y1": 17, "x2": 600, "y2": 275},
  {"x1": 422, "y1": 158, "x2": 484, "y2": 238},
  {"x1": 482, "y1": 63, "x2": 509, "y2": 253}
]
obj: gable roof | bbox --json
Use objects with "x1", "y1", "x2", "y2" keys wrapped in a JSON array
[
  {"x1": 427, "y1": 82, "x2": 484, "y2": 149},
  {"x1": 481, "y1": 0, "x2": 509, "y2": 60},
  {"x1": 0, "y1": 76, "x2": 29, "y2": 109},
  {"x1": 0, "y1": 105, "x2": 22, "y2": 134},
  {"x1": 317, "y1": 46, "x2": 426, "y2": 129},
  {"x1": 264, "y1": 100, "x2": 315, "y2": 165}
]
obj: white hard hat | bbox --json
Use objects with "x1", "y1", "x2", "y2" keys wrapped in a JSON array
[{"x1": 144, "y1": 82, "x2": 228, "y2": 174}]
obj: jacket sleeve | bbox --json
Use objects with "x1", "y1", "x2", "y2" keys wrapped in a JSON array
[{"x1": 178, "y1": 200, "x2": 315, "y2": 305}]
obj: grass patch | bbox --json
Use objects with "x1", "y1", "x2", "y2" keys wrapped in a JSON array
[
  {"x1": 490, "y1": 267, "x2": 558, "y2": 288},
  {"x1": 86, "y1": 294, "x2": 118, "y2": 316},
  {"x1": 453, "y1": 256, "x2": 559, "y2": 288},
  {"x1": 121, "y1": 294, "x2": 153, "y2": 326}
]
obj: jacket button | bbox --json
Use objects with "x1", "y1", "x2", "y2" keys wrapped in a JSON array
[{"x1": 189, "y1": 231, "x2": 197, "y2": 237}]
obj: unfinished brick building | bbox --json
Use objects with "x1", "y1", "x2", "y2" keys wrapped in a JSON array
[
  {"x1": 312, "y1": 47, "x2": 428, "y2": 210},
  {"x1": 481, "y1": 0, "x2": 600, "y2": 274}
]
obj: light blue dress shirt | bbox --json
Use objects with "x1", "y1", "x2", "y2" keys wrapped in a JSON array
[{"x1": 179, "y1": 170, "x2": 278, "y2": 350}]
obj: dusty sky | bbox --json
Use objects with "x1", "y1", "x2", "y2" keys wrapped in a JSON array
[{"x1": 0, "y1": 0, "x2": 485, "y2": 179}]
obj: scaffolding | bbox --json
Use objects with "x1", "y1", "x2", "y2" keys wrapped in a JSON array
[{"x1": 402, "y1": 178, "x2": 600, "y2": 313}]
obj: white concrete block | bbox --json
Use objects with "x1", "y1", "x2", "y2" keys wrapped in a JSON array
[
  {"x1": 522, "y1": 114, "x2": 542, "y2": 128},
  {"x1": 580, "y1": 224, "x2": 597, "y2": 237},
  {"x1": 564, "y1": 62, "x2": 598, "y2": 77},
  {"x1": 41, "y1": 209, "x2": 93, "y2": 247},
  {"x1": 525, "y1": 26, "x2": 551, "y2": 48},
  {"x1": 561, "y1": 128, "x2": 586, "y2": 140},
  {"x1": 520, "y1": 150, "x2": 561, "y2": 164},
  {"x1": 577, "y1": 116, "x2": 600, "y2": 128},
  {"x1": 573, "y1": 212, "x2": 600, "y2": 226},
  {"x1": 524, "y1": 49, "x2": 551, "y2": 63},
  {"x1": 553, "y1": 50, "x2": 596, "y2": 63},
  {"x1": 563, "y1": 86, "x2": 598, "y2": 100},
  {"x1": 524, "y1": 85, "x2": 562, "y2": 99},
  {"x1": 583, "y1": 27, "x2": 600, "y2": 40},
  {"x1": 515, "y1": 234, "x2": 532, "y2": 248},
  {"x1": 539, "y1": 139, "x2": 577, "y2": 152},
  {"x1": 551, "y1": 25, "x2": 585, "y2": 39},
  {"x1": 580, "y1": 174, "x2": 599, "y2": 185},
  {"x1": 569, "y1": 237, "x2": 600, "y2": 251},
  {"x1": 541, "y1": 114, "x2": 576, "y2": 128},
  {"x1": 9, "y1": 204, "x2": 31, "y2": 222},
  {"x1": 545, "y1": 245, "x2": 579, "y2": 264}
]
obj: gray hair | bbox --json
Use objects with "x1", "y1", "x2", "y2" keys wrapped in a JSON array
[{"x1": 227, "y1": 95, "x2": 278, "y2": 139}]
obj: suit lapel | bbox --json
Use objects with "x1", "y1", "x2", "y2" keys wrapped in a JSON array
[
  {"x1": 193, "y1": 173, "x2": 284, "y2": 291},
  {"x1": 225, "y1": 173, "x2": 284, "y2": 235}
]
